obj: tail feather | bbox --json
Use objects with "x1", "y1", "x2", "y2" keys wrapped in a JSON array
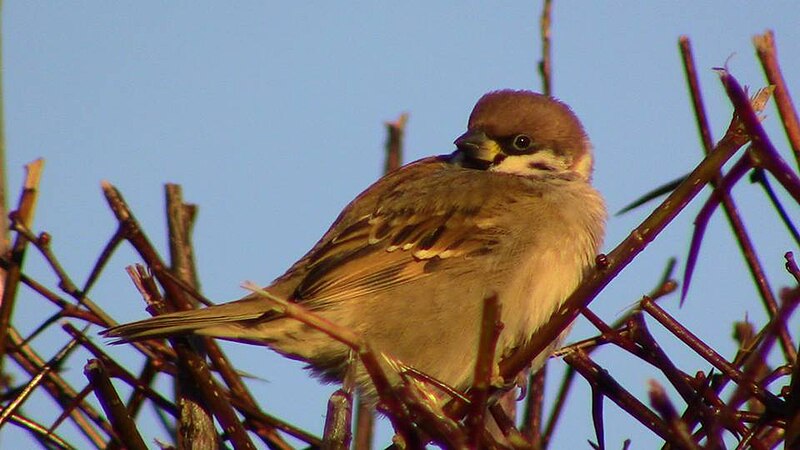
[{"x1": 102, "y1": 296, "x2": 272, "y2": 343}]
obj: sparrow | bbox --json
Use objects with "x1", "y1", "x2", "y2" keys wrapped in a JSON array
[{"x1": 104, "y1": 89, "x2": 606, "y2": 402}]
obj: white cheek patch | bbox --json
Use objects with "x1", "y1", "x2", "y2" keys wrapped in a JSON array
[
  {"x1": 489, "y1": 150, "x2": 568, "y2": 176},
  {"x1": 570, "y1": 151, "x2": 594, "y2": 180}
]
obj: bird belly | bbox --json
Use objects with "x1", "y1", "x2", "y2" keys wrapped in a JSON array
[{"x1": 496, "y1": 245, "x2": 585, "y2": 368}]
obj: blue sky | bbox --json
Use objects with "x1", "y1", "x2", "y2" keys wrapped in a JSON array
[{"x1": 4, "y1": 2, "x2": 800, "y2": 448}]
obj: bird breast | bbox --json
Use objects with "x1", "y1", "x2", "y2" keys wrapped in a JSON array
[{"x1": 493, "y1": 177, "x2": 606, "y2": 363}]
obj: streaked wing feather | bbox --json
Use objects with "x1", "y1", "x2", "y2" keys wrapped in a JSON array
[
  {"x1": 276, "y1": 158, "x2": 527, "y2": 308},
  {"x1": 295, "y1": 207, "x2": 495, "y2": 306}
]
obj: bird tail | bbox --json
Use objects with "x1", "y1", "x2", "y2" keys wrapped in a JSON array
[{"x1": 102, "y1": 296, "x2": 273, "y2": 344}]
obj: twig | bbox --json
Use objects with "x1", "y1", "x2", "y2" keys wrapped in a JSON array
[
  {"x1": 488, "y1": 403, "x2": 531, "y2": 450},
  {"x1": 628, "y1": 314, "x2": 734, "y2": 444},
  {"x1": 231, "y1": 397, "x2": 323, "y2": 447},
  {"x1": 680, "y1": 155, "x2": 797, "y2": 365},
  {"x1": 323, "y1": 389, "x2": 353, "y2": 450},
  {"x1": 165, "y1": 184, "x2": 223, "y2": 450},
  {"x1": 732, "y1": 292, "x2": 799, "y2": 377},
  {"x1": 753, "y1": 30, "x2": 800, "y2": 170},
  {"x1": 786, "y1": 252, "x2": 800, "y2": 284},
  {"x1": 102, "y1": 181, "x2": 257, "y2": 450},
  {"x1": 6, "y1": 326, "x2": 109, "y2": 448},
  {"x1": 567, "y1": 304, "x2": 755, "y2": 447},
  {"x1": 166, "y1": 184, "x2": 200, "y2": 289},
  {"x1": 678, "y1": 37, "x2": 714, "y2": 154},
  {"x1": 640, "y1": 298, "x2": 783, "y2": 414},
  {"x1": 122, "y1": 360, "x2": 158, "y2": 424},
  {"x1": 383, "y1": 113, "x2": 407, "y2": 174},
  {"x1": 122, "y1": 266, "x2": 319, "y2": 446},
  {"x1": 521, "y1": 367, "x2": 545, "y2": 445},
  {"x1": 81, "y1": 226, "x2": 125, "y2": 296},
  {"x1": 7, "y1": 220, "x2": 118, "y2": 330},
  {"x1": 354, "y1": 398, "x2": 374, "y2": 450},
  {"x1": 0, "y1": 333, "x2": 80, "y2": 428},
  {"x1": 0, "y1": 8, "x2": 9, "y2": 295},
  {"x1": 397, "y1": 381, "x2": 466, "y2": 449},
  {"x1": 467, "y1": 294, "x2": 501, "y2": 447},
  {"x1": 678, "y1": 40, "x2": 785, "y2": 357},
  {"x1": 62, "y1": 323, "x2": 178, "y2": 416},
  {"x1": 563, "y1": 350, "x2": 674, "y2": 444},
  {"x1": 750, "y1": 169, "x2": 800, "y2": 246},
  {"x1": 152, "y1": 267, "x2": 214, "y2": 307},
  {"x1": 538, "y1": 0, "x2": 553, "y2": 96},
  {"x1": 544, "y1": 259, "x2": 677, "y2": 448},
  {"x1": 590, "y1": 385, "x2": 604, "y2": 450},
  {"x1": 0, "y1": 159, "x2": 44, "y2": 367},
  {"x1": 647, "y1": 380, "x2": 700, "y2": 450},
  {"x1": 84, "y1": 359, "x2": 147, "y2": 450},
  {"x1": 724, "y1": 78, "x2": 800, "y2": 205},
  {"x1": 0, "y1": 411, "x2": 75, "y2": 450},
  {"x1": 729, "y1": 321, "x2": 769, "y2": 414},
  {"x1": 616, "y1": 175, "x2": 687, "y2": 216}
]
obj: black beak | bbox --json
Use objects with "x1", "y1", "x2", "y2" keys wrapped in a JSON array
[{"x1": 454, "y1": 130, "x2": 489, "y2": 152}]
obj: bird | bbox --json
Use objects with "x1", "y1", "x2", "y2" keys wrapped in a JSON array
[{"x1": 104, "y1": 89, "x2": 606, "y2": 402}]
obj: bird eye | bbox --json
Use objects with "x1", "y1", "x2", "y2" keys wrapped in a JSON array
[{"x1": 513, "y1": 134, "x2": 532, "y2": 151}]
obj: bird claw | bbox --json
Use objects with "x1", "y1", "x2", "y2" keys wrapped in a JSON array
[
  {"x1": 514, "y1": 371, "x2": 529, "y2": 400},
  {"x1": 489, "y1": 369, "x2": 529, "y2": 400}
]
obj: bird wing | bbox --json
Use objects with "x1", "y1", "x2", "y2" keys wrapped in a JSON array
[
  {"x1": 295, "y1": 209, "x2": 497, "y2": 305},
  {"x1": 288, "y1": 158, "x2": 507, "y2": 308}
]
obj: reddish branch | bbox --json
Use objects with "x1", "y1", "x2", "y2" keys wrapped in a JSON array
[
  {"x1": 753, "y1": 31, "x2": 800, "y2": 170},
  {"x1": 678, "y1": 37, "x2": 794, "y2": 362},
  {"x1": 103, "y1": 182, "x2": 257, "y2": 450},
  {"x1": 0, "y1": 160, "x2": 44, "y2": 367},
  {"x1": 84, "y1": 359, "x2": 147, "y2": 450}
]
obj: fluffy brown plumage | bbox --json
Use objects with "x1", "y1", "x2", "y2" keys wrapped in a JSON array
[{"x1": 104, "y1": 90, "x2": 606, "y2": 400}]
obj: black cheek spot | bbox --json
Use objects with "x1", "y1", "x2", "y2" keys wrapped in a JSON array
[{"x1": 493, "y1": 154, "x2": 508, "y2": 165}]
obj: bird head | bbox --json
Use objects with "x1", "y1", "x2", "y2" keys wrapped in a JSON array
[{"x1": 453, "y1": 90, "x2": 593, "y2": 180}]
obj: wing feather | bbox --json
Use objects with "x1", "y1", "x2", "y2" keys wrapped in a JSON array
[
  {"x1": 295, "y1": 209, "x2": 495, "y2": 304},
  {"x1": 280, "y1": 157, "x2": 527, "y2": 308}
]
